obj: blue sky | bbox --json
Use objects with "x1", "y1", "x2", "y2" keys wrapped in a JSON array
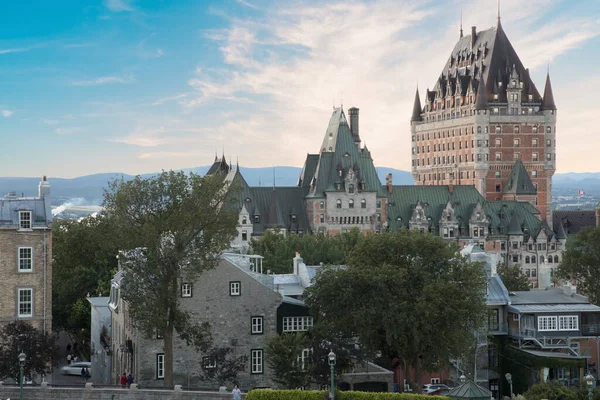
[{"x1": 1, "y1": 0, "x2": 599, "y2": 178}]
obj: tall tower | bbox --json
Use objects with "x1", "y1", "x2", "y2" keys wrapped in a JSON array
[{"x1": 410, "y1": 20, "x2": 556, "y2": 224}]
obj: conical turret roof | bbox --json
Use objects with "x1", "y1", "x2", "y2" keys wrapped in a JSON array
[
  {"x1": 411, "y1": 88, "x2": 422, "y2": 122},
  {"x1": 542, "y1": 72, "x2": 557, "y2": 110},
  {"x1": 503, "y1": 159, "x2": 537, "y2": 195}
]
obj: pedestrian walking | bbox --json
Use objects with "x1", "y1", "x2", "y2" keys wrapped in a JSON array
[
  {"x1": 127, "y1": 373, "x2": 133, "y2": 388},
  {"x1": 81, "y1": 367, "x2": 86, "y2": 383},
  {"x1": 85, "y1": 368, "x2": 91, "y2": 381},
  {"x1": 73, "y1": 355, "x2": 79, "y2": 363},
  {"x1": 120, "y1": 373, "x2": 127, "y2": 388},
  {"x1": 67, "y1": 354, "x2": 72, "y2": 364},
  {"x1": 232, "y1": 384, "x2": 241, "y2": 400}
]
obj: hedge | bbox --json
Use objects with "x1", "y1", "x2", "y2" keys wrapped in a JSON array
[{"x1": 246, "y1": 389, "x2": 448, "y2": 400}]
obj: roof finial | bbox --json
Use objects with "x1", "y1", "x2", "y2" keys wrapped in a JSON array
[
  {"x1": 236, "y1": 155, "x2": 239, "y2": 169},
  {"x1": 497, "y1": 0, "x2": 501, "y2": 25},
  {"x1": 460, "y1": 10, "x2": 463, "y2": 38}
]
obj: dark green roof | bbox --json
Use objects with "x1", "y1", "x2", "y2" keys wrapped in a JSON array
[
  {"x1": 483, "y1": 201, "x2": 542, "y2": 238},
  {"x1": 448, "y1": 380, "x2": 492, "y2": 400},
  {"x1": 506, "y1": 211, "x2": 524, "y2": 235},
  {"x1": 298, "y1": 154, "x2": 319, "y2": 196},
  {"x1": 503, "y1": 159, "x2": 536, "y2": 195},
  {"x1": 246, "y1": 187, "x2": 310, "y2": 234}
]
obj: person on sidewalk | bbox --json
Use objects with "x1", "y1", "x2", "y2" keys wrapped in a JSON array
[
  {"x1": 120, "y1": 373, "x2": 127, "y2": 388},
  {"x1": 232, "y1": 384, "x2": 242, "y2": 400},
  {"x1": 127, "y1": 373, "x2": 133, "y2": 388}
]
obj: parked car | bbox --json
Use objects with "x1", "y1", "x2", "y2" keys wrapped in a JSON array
[
  {"x1": 60, "y1": 361, "x2": 91, "y2": 376},
  {"x1": 422, "y1": 384, "x2": 450, "y2": 395}
]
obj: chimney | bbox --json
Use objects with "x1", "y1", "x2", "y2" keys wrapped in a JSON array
[
  {"x1": 38, "y1": 175, "x2": 50, "y2": 199},
  {"x1": 471, "y1": 26, "x2": 477, "y2": 49},
  {"x1": 448, "y1": 183, "x2": 454, "y2": 193},
  {"x1": 386, "y1": 173, "x2": 393, "y2": 194},
  {"x1": 348, "y1": 107, "x2": 360, "y2": 144},
  {"x1": 293, "y1": 252, "x2": 303, "y2": 275}
]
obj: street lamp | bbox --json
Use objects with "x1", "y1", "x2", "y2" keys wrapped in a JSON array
[
  {"x1": 505, "y1": 373, "x2": 513, "y2": 400},
  {"x1": 18, "y1": 352, "x2": 26, "y2": 400},
  {"x1": 586, "y1": 374, "x2": 595, "y2": 400},
  {"x1": 328, "y1": 351, "x2": 336, "y2": 400},
  {"x1": 460, "y1": 375, "x2": 466, "y2": 384}
]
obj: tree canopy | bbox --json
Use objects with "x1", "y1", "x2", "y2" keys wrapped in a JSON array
[
  {"x1": 497, "y1": 262, "x2": 530, "y2": 292},
  {"x1": 250, "y1": 228, "x2": 363, "y2": 274},
  {"x1": 304, "y1": 230, "x2": 487, "y2": 390},
  {"x1": 0, "y1": 321, "x2": 58, "y2": 382},
  {"x1": 105, "y1": 170, "x2": 238, "y2": 386},
  {"x1": 557, "y1": 226, "x2": 600, "y2": 304}
]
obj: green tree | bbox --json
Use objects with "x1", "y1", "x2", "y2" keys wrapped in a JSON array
[
  {"x1": 265, "y1": 333, "x2": 311, "y2": 389},
  {"x1": 524, "y1": 382, "x2": 578, "y2": 400},
  {"x1": 250, "y1": 228, "x2": 363, "y2": 274},
  {"x1": 0, "y1": 321, "x2": 58, "y2": 382},
  {"x1": 557, "y1": 227, "x2": 600, "y2": 304},
  {"x1": 105, "y1": 171, "x2": 238, "y2": 387},
  {"x1": 305, "y1": 230, "x2": 487, "y2": 391},
  {"x1": 52, "y1": 214, "x2": 122, "y2": 330},
  {"x1": 497, "y1": 262, "x2": 530, "y2": 291},
  {"x1": 199, "y1": 347, "x2": 248, "y2": 386}
]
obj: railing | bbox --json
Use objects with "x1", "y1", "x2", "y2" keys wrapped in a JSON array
[{"x1": 487, "y1": 321, "x2": 508, "y2": 335}]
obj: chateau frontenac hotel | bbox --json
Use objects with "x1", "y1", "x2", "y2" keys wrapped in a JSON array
[{"x1": 212, "y1": 18, "x2": 563, "y2": 288}]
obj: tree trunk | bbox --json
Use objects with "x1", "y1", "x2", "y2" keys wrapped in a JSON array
[
  {"x1": 407, "y1": 357, "x2": 422, "y2": 393},
  {"x1": 163, "y1": 323, "x2": 174, "y2": 387}
]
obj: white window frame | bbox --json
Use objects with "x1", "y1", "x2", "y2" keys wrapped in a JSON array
[
  {"x1": 538, "y1": 316, "x2": 557, "y2": 331},
  {"x1": 513, "y1": 313, "x2": 520, "y2": 321},
  {"x1": 251, "y1": 349, "x2": 263, "y2": 374},
  {"x1": 282, "y1": 316, "x2": 314, "y2": 332},
  {"x1": 18, "y1": 247, "x2": 33, "y2": 272},
  {"x1": 203, "y1": 356, "x2": 216, "y2": 369},
  {"x1": 431, "y1": 378, "x2": 441, "y2": 384},
  {"x1": 559, "y1": 315, "x2": 578, "y2": 331},
  {"x1": 157, "y1": 353, "x2": 165, "y2": 379},
  {"x1": 297, "y1": 348, "x2": 311, "y2": 371},
  {"x1": 181, "y1": 283, "x2": 192, "y2": 298},
  {"x1": 230, "y1": 281, "x2": 241, "y2": 296},
  {"x1": 251, "y1": 316, "x2": 264, "y2": 334},
  {"x1": 19, "y1": 211, "x2": 32, "y2": 230},
  {"x1": 18, "y1": 288, "x2": 33, "y2": 318}
]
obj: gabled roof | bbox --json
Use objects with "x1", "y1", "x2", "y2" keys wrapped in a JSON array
[
  {"x1": 506, "y1": 211, "x2": 523, "y2": 235},
  {"x1": 247, "y1": 186, "x2": 310, "y2": 234},
  {"x1": 542, "y1": 72, "x2": 557, "y2": 110},
  {"x1": 206, "y1": 155, "x2": 231, "y2": 175},
  {"x1": 503, "y1": 159, "x2": 536, "y2": 195}
]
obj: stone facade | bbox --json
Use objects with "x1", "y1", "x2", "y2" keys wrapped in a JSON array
[{"x1": 0, "y1": 177, "x2": 53, "y2": 332}]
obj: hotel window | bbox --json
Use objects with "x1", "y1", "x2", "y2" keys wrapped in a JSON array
[
  {"x1": 532, "y1": 153, "x2": 539, "y2": 162},
  {"x1": 19, "y1": 211, "x2": 32, "y2": 230},
  {"x1": 282, "y1": 316, "x2": 314, "y2": 332},
  {"x1": 230, "y1": 281, "x2": 241, "y2": 296},
  {"x1": 514, "y1": 139, "x2": 520, "y2": 147},
  {"x1": 495, "y1": 171, "x2": 501, "y2": 178},
  {"x1": 251, "y1": 316, "x2": 264, "y2": 334},
  {"x1": 181, "y1": 283, "x2": 192, "y2": 298},
  {"x1": 251, "y1": 349, "x2": 263, "y2": 374},
  {"x1": 336, "y1": 199, "x2": 342, "y2": 209},
  {"x1": 477, "y1": 126, "x2": 481, "y2": 134},
  {"x1": 377, "y1": 200, "x2": 382, "y2": 208},
  {"x1": 477, "y1": 154, "x2": 482, "y2": 161},
  {"x1": 242, "y1": 231, "x2": 248, "y2": 241},
  {"x1": 514, "y1": 126, "x2": 520, "y2": 134},
  {"x1": 254, "y1": 215, "x2": 260, "y2": 223},
  {"x1": 495, "y1": 153, "x2": 502, "y2": 161},
  {"x1": 532, "y1": 170, "x2": 537, "y2": 178},
  {"x1": 203, "y1": 356, "x2": 217, "y2": 369},
  {"x1": 18, "y1": 288, "x2": 33, "y2": 318},
  {"x1": 319, "y1": 201, "x2": 325, "y2": 209},
  {"x1": 495, "y1": 126, "x2": 501, "y2": 134},
  {"x1": 495, "y1": 138, "x2": 501, "y2": 147},
  {"x1": 532, "y1": 138, "x2": 538, "y2": 147},
  {"x1": 361, "y1": 199, "x2": 366, "y2": 209},
  {"x1": 348, "y1": 184, "x2": 354, "y2": 194},
  {"x1": 349, "y1": 199, "x2": 354, "y2": 209},
  {"x1": 533, "y1": 126, "x2": 538, "y2": 133},
  {"x1": 538, "y1": 316, "x2": 557, "y2": 331},
  {"x1": 157, "y1": 354, "x2": 165, "y2": 379},
  {"x1": 525, "y1": 256, "x2": 530, "y2": 264},
  {"x1": 320, "y1": 214, "x2": 324, "y2": 223},
  {"x1": 546, "y1": 126, "x2": 552, "y2": 133},
  {"x1": 546, "y1": 153, "x2": 552, "y2": 161},
  {"x1": 485, "y1": 140, "x2": 489, "y2": 147},
  {"x1": 18, "y1": 247, "x2": 33, "y2": 272},
  {"x1": 514, "y1": 153, "x2": 520, "y2": 161},
  {"x1": 546, "y1": 139, "x2": 552, "y2": 147}
]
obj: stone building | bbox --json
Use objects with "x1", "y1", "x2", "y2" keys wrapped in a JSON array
[
  {"x1": 0, "y1": 177, "x2": 53, "y2": 332},
  {"x1": 410, "y1": 18, "x2": 557, "y2": 225}
]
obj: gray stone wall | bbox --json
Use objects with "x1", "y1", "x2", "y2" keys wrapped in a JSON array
[
  {"x1": 133, "y1": 258, "x2": 282, "y2": 391},
  {"x1": 0, "y1": 386, "x2": 244, "y2": 400}
]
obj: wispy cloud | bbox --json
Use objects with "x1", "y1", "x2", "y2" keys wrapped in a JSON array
[
  {"x1": 235, "y1": 0, "x2": 258, "y2": 10},
  {"x1": 0, "y1": 46, "x2": 35, "y2": 55},
  {"x1": 71, "y1": 75, "x2": 134, "y2": 86},
  {"x1": 152, "y1": 93, "x2": 188, "y2": 106},
  {"x1": 104, "y1": 0, "x2": 134, "y2": 12},
  {"x1": 2, "y1": 110, "x2": 13, "y2": 117}
]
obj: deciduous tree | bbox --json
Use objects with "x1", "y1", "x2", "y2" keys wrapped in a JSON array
[
  {"x1": 0, "y1": 321, "x2": 58, "y2": 382},
  {"x1": 199, "y1": 347, "x2": 248, "y2": 386},
  {"x1": 305, "y1": 230, "x2": 487, "y2": 391},
  {"x1": 265, "y1": 333, "x2": 311, "y2": 389},
  {"x1": 105, "y1": 171, "x2": 238, "y2": 386},
  {"x1": 497, "y1": 262, "x2": 530, "y2": 292},
  {"x1": 557, "y1": 227, "x2": 600, "y2": 304}
]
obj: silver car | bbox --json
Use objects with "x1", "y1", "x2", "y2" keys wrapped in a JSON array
[{"x1": 60, "y1": 361, "x2": 91, "y2": 376}]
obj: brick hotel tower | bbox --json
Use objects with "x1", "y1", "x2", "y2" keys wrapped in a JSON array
[{"x1": 410, "y1": 17, "x2": 557, "y2": 225}]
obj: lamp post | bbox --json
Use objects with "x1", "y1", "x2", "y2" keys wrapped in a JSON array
[
  {"x1": 18, "y1": 352, "x2": 26, "y2": 400},
  {"x1": 586, "y1": 374, "x2": 595, "y2": 400},
  {"x1": 505, "y1": 373, "x2": 513, "y2": 400},
  {"x1": 328, "y1": 351, "x2": 336, "y2": 400},
  {"x1": 460, "y1": 375, "x2": 466, "y2": 384}
]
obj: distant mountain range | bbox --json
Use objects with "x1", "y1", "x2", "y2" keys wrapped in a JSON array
[{"x1": 1, "y1": 167, "x2": 598, "y2": 206}]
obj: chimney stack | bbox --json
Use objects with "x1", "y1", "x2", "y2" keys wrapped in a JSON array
[
  {"x1": 38, "y1": 175, "x2": 50, "y2": 198},
  {"x1": 348, "y1": 107, "x2": 360, "y2": 144},
  {"x1": 385, "y1": 173, "x2": 393, "y2": 194},
  {"x1": 448, "y1": 183, "x2": 454, "y2": 193},
  {"x1": 293, "y1": 252, "x2": 303, "y2": 275},
  {"x1": 471, "y1": 26, "x2": 477, "y2": 49}
]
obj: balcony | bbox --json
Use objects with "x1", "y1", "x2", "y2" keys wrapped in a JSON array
[
  {"x1": 487, "y1": 321, "x2": 508, "y2": 335},
  {"x1": 582, "y1": 324, "x2": 600, "y2": 336}
]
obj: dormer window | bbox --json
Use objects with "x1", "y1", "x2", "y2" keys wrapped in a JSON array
[
  {"x1": 254, "y1": 215, "x2": 260, "y2": 223},
  {"x1": 242, "y1": 218, "x2": 247, "y2": 224},
  {"x1": 291, "y1": 214, "x2": 297, "y2": 223},
  {"x1": 348, "y1": 184, "x2": 354, "y2": 194},
  {"x1": 344, "y1": 152, "x2": 350, "y2": 157},
  {"x1": 19, "y1": 211, "x2": 32, "y2": 230}
]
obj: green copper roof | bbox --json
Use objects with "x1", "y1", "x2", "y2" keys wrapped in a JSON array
[
  {"x1": 448, "y1": 380, "x2": 492, "y2": 400},
  {"x1": 503, "y1": 159, "x2": 536, "y2": 195},
  {"x1": 506, "y1": 211, "x2": 524, "y2": 235}
]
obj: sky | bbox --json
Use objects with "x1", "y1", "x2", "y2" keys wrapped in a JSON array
[{"x1": 1, "y1": 0, "x2": 599, "y2": 178}]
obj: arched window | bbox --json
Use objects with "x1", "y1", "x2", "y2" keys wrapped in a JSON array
[
  {"x1": 348, "y1": 184, "x2": 354, "y2": 194},
  {"x1": 533, "y1": 126, "x2": 538, "y2": 133},
  {"x1": 548, "y1": 256, "x2": 553, "y2": 264},
  {"x1": 525, "y1": 256, "x2": 530, "y2": 264},
  {"x1": 320, "y1": 201, "x2": 325, "y2": 209},
  {"x1": 336, "y1": 199, "x2": 342, "y2": 209},
  {"x1": 349, "y1": 199, "x2": 354, "y2": 209},
  {"x1": 361, "y1": 199, "x2": 366, "y2": 209},
  {"x1": 554, "y1": 255, "x2": 559, "y2": 263},
  {"x1": 477, "y1": 126, "x2": 482, "y2": 133},
  {"x1": 531, "y1": 256, "x2": 536, "y2": 263},
  {"x1": 242, "y1": 218, "x2": 247, "y2": 224},
  {"x1": 540, "y1": 256, "x2": 545, "y2": 263},
  {"x1": 546, "y1": 126, "x2": 551, "y2": 134}
]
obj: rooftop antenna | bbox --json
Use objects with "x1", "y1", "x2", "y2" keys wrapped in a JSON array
[{"x1": 460, "y1": 10, "x2": 463, "y2": 38}]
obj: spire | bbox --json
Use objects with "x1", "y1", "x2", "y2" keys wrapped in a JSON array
[
  {"x1": 497, "y1": 0, "x2": 501, "y2": 27},
  {"x1": 214, "y1": 150, "x2": 218, "y2": 162},
  {"x1": 475, "y1": 79, "x2": 488, "y2": 110},
  {"x1": 541, "y1": 72, "x2": 557, "y2": 110},
  {"x1": 460, "y1": 10, "x2": 463, "y2": 38},
  {"x1": 411, "y1": 87, "x2": 422, "y2": 122}
]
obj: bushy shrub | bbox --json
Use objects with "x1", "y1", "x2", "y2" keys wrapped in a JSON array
[
  {"x1": 524, "y1": 382, "x2": 578, "y2": 400},
  {"x1": 246, "y1": 389, "x2": 447, "y2": 400}
]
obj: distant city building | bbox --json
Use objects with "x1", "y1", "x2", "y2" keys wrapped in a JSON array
[
  {"x1": 410, "y1": 18, "x2": 557, "y2": 226},
  {"x1": 0, "y1": 177, "x2": 53, "y2": 332},
  {"x1": 552, "y1": 203, "x2": 600, "y2": 235}
]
